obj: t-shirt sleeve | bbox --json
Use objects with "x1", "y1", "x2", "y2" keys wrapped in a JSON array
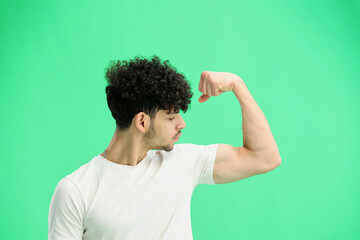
[
  {"x1": 48, "y1": 177, "x2": 85, "y2": 240},
  {"x1": 178, "y1": 143, "x2": 219, "y2": 187}
]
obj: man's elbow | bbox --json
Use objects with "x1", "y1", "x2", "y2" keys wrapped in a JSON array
[
  {"x1": 259, "y1": 153, "x2": 281, "y2": 173},
  {"x1": 266, "y1": 156, "x2": 282, "y2": 172}
]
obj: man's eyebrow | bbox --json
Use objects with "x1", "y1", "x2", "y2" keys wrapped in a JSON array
[{"x1": 166, "y1": 111, "x2": 180, "y2": 115}]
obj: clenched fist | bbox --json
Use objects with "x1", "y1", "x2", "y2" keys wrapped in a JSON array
[{"x1": 198, "y1": 71, "x2": 242, "y2": 103}]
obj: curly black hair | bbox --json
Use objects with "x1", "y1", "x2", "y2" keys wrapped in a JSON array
[{"x1": 105, "y1": 55, "x2": 193, "y2": 131}]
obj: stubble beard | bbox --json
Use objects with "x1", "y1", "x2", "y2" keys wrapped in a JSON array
[{"x1": 143, "y1": 121, "x2": 174, "y2": 152}]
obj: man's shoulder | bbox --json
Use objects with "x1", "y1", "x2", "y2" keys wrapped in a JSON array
[
  {"x1": 172, "y1": 143, "x2": 203, "y2": 154},
  {"x1": 56, "y1": 156, "x2": 99, "y2": 194},
  {"x1": 174, "y1": 143, "x2": 218, "y2": 152},
  {"x1": 174, "y1": 143, "x2": 202, "y2": 149},
  {"x1": 154, "y1": 144, "x2": 202, "y2": 160},
  {"x1": 66, "y1": 158, "x2": 96, "y2": 178},
  {"x1": 170, "y1": 143, "x2": 214, "y2": 159}
]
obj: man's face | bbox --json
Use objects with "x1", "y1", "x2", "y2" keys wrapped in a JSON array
[{"x1": 143, "y1": 109, "x2": 186, "y2": 152}]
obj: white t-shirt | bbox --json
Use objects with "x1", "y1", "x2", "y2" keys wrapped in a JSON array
[{"x1": 48, "y1": 143, "x2": 219, "y2": 240}]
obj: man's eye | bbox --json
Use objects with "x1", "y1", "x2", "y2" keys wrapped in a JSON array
[{"x1": 169, "y1": 118, "x2": 175, "y2": 121}]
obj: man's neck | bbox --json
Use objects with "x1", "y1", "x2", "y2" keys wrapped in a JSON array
[{"x1": 102, "y1": 129, "x2": 149, "y2": 166}]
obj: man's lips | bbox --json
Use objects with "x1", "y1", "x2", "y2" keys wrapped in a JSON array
[{"x1": 174, "y1": 133, "x2": 182, "y2": 139}]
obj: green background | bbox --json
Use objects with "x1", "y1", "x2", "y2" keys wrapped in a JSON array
[{"x1": 1, "y1": 0, "x2": 359, "y2": 239}]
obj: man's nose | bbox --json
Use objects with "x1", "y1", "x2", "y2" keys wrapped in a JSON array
[{"x1": 178, "y1": 115, "x2": 186, "y2": 130}]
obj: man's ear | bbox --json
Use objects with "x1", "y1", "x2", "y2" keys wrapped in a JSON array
[{"x1": 134, "y1": 112, "x2": 149, "y2": 133}]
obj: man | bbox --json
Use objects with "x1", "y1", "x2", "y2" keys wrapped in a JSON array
[{"x1": 48, "y1": 55, "x2": 281, "y2": 240}]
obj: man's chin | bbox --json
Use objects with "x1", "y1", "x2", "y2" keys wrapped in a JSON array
[
  {"x1": 153, "y1": 143, "x2": 174, "y2": 152},
  {"x1": 164, "y1": 144, "x2": 175, "y2": 152}
]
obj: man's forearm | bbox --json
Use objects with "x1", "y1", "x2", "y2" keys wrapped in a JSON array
[{"x1": 232, "y1": 78, "x2": 281, "y2": 165}]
